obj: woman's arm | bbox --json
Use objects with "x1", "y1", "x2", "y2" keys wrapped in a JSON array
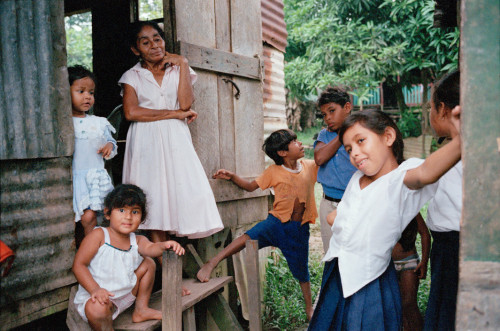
[
  {"x1": 136, "y1": 235, "x2": 185, "y2": 257},
  {"x1": 72, "y1": 229, "x2": 114, "y2": 304},
  {"x1": 314, "y1": 136, "x2": 342, "y2": 166},
  {"x1": 122, "y1": 84, "x2": 196, "y2": 122},
  {"x1": 162, "y1": 52, "x2": 194, "y2": 111},
  {"x1": 415, "y1": 213, "x2": 431, "y2": 279}
]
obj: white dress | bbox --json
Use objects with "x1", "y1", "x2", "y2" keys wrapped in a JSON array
[
  {"x1": 119, "y1": 63, "x2": 223, "y2": 238},
  {"x1": 72, "y1": 115, "x2": 117, "y2": 222},
  {"x1": 74, "y1": 227, "x2": 144, "y2": 321}
]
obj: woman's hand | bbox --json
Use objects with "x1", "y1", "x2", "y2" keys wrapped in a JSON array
[
  {"x1": 90, "y1": 287, "x2": 114, "y2": 305},
  {"x1": 180, "y1": 109, "x2": 198, "y2": 124},
  {"x1": 163, "y1": 241, "x2": 185, "y2": 255},
  {"x1": 98, "y1": 142, "x2": 114, "y2": 159},
  {"x1": 162, "y1": 52, "x2": 188, "y2": 68}
]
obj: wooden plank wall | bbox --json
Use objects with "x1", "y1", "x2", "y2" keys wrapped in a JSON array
[{"x1": 456, "y1": 0, "x2": 500, "y2": 329}]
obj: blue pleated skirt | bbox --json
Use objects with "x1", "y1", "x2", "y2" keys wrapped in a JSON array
[
  {"x1": 308, "y1": 259, "x2": 402, "y2": 331},
  {"x1": 424, "y1": 230, "x2": 459, "y2": 331}
]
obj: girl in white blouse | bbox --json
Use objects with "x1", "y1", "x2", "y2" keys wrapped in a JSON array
[{"x1": 308, "y1": 109, "x2": 461, "y2": 330}]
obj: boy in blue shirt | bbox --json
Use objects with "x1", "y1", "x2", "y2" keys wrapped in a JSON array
[{"x1": 314, "y1": 87, "x2": 357, "y2": 253}]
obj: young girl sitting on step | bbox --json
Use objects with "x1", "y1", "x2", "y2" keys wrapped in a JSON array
[{"x1": 72, "y1": 184, "x2": 184, "y2": 330}]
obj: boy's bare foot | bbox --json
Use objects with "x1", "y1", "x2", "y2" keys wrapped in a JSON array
[
  {"x1": 132, "y1": 307, "x2": 162, "y2": 322},
  {"x1": 182, "y1": 286, "x2": 191, "y2": 296},
  {"x1": 196, "y1": 262, "x2": 215, "y2": 282}
]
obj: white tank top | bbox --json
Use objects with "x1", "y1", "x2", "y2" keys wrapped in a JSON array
[{"x1": 74, "y1": 227, "x2": 144, "y2": 304}]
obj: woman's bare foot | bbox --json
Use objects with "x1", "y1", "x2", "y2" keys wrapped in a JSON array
[
  {"x1": 196, "y1": 262, "x2": 216, "y2": 282},
  {"x1": 132, "y1": 307, "x2": 162, "y2": 322}
]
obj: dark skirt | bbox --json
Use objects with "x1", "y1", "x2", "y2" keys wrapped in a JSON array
[
  {"x1": 424, "y1": 230, "x2": 459, "y2": 331},
  {"x1": 308, "y1": 259, "x2": 402, "y2": 331}
]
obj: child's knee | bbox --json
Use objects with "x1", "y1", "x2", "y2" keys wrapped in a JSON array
[
  {"x1": 136, "y1": 256, "x2": 156, "y2": 276},
  {"x1": 80, "y1": 210, "x2": 97, "y2": 227},
  {"x1": 85, "y1": 300, "x2": 113, "y2": 321}
]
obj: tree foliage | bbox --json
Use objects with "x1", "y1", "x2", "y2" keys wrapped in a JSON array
[
  {"x1": 284, "y1": 0, "x2": 459, "y2": 102},
  {"x1": 65, "y1": 12, "x2": 93, "y2": 70}
]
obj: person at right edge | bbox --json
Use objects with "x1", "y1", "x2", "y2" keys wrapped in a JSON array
[{"x1": 424, "y1": 70, "x2": 462, "y2": 331}]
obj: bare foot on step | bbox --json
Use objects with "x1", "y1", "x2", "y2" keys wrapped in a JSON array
[
  {"x1": 132, "y1": 307, "x2": 162, "y2": 322},
  {"x1": 196, "y1": 262, "x2": 215, "y2": 282},
  {"x1": 182, "y1": 286, "x2": 191, "y2": 296}
]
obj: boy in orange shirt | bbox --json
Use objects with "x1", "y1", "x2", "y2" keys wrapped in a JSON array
[{"x1": 197, "y1": 129, "x2": 318, "y2": 320}]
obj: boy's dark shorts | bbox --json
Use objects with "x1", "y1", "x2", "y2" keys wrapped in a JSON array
[{"x1": 246, "y1": 213, "x2": 310, "y2": 282}]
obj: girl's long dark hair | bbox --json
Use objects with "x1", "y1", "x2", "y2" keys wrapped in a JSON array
[
  {"x1": 432, "y1": 70, "x2": 460, "y2": 109},
  {"x1": 339, "y1": 110, "x2": 405, "y2": 165}
]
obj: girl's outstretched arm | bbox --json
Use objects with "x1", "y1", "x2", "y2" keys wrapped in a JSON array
[
  {"x1": 212, "y1": 169, "x2": 259, "y2": 192},
  {"x1": 122, "y1": 84, "x2": 197, "y2": 122},
  {"x1": 414, "y1": 213, "x2": 430, "y2": 279},
  {"x1": 72, "y1": 229, "x2": 114, "y2": 304},
  {"x1": 136, "y1": 235, "x2": 185, "y2": 258},
  {"x1": 404, "y1": 135, "x2": 461, "y2": 190}
]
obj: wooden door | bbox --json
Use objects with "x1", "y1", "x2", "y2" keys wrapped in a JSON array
[{"x1": 163, "y1": 0, "x2": 268, "y2": 228}]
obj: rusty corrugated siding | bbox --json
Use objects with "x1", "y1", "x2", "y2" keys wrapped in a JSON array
[
  {"x1": 0, "y1": 0, "x2": 73, "y2": 160},
  {"x1": 0, "y1": 157, "x2": 75, "y2": 305},
  {"x1": 261, "y1": 0, "x2": 288, "y2": 53},
  {"x1": 262, "y1": 45, "x2": 287, "y2": 139}
]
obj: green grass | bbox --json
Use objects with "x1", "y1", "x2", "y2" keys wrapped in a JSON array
[{"x1": 262, "y1": 250, "x2": 323, "y2": 330}]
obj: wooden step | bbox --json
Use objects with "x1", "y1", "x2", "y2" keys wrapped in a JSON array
[{"x1": 67, "y1": 276, "x2": 233, "y2": 331}]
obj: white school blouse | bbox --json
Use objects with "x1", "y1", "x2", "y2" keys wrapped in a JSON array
[
  {"x1": 323, "y1": 158, "x2": 438, "y2": 297},
  {"x1": 426, "y1": 161, "x2": 462, "y2": 232}
]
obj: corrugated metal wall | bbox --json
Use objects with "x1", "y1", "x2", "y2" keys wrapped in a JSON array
[
  {"x1": 261, "y1": 0, "x2": 287, "y2": 53},
  {"x1": 0, "y1": 158, "x2": 75, "y2": 312},
  {"x1": 0, "y1": 1, "x2": 76, "y2": 328},
  {"x1": 262, "y1": 46, "x2": 287, "y2": 136},
  {"x1": 261, "y1": 0, "x2": 288, "y2": 141},
  {"x1": 0, "y1": 0, "x2": 73, "y2": 160}
]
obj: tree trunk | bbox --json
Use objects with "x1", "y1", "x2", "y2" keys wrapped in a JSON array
[{"x1": 386, "y1": 77, "x2": 408, "y2": 112}]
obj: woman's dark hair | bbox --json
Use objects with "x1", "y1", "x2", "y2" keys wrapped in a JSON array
[
  {"x1": 68, "y1": 65, "x2": 96, "y2": 86},
  {"x1": 432, "y1": 70, "x2": 460, "y2": 110},
  {"x1": 128, "y1": 20, "x2": 165, "y2": 49},
  {"x1": 104, "y1": 184, "x2": 148, "y2": 222},
  {"x1": 317, "y1": 86, "x2": 351, "y2": 107},
  {"x1": 262, "y1": 129, "x2": 297, "y2": 165},
  {"x1": 339, "y1": 110, "x2": 405, "y2": 165}
]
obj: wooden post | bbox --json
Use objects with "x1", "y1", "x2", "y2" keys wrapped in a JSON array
[
  {"x1": 245, "y1": 240, "x2": 262, "y2": 331},
  {"x1": 162, "y1": 251, "x2": 182, "y2": 331}
]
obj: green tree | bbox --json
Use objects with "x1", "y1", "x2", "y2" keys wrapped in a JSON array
[
  {"x1": 65, "y1": 12, "x2": 93, "y2": 69},
  {"x1": 284, "y1": 0, "x2": 459, "y2": 112}
]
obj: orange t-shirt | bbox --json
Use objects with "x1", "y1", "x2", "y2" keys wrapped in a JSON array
[{"x1": 255, "y1": 159, "x2": 318, "y2": 225}]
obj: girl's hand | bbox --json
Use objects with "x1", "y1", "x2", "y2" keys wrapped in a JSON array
[
  {"x1": 162, "y1": 52, "x2": 188, "y2": 68},
  {"x1": 163, "y1": 240, "x2": 185, "y2": 255},
  {"x1": 90, "y1": 287, "x2": 114, "y2": 305},
  {"x1": 213, "y1": 169, "x2": 234, "y2": 180},
  {"x1": 414, "y1": 260, "x2": 428, "y2": 280},
  {"x1": 179, "y1": 109, "x2": 198, "y2": 124},
  {"x1": 98, "y1": 142, "x2": 114, "y2": 159}
]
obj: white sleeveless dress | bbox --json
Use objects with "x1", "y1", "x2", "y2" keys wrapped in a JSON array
[
  {"x1": 119, "y1": 63, "x2": 223, "y2": 238},
  {"x1": 74, "y1": 228, "x2": 144, "y2": 321}
]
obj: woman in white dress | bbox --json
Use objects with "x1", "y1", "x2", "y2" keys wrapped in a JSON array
[{"x1": 119, "y1": 21, "x2": 223, "y2": 245}]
